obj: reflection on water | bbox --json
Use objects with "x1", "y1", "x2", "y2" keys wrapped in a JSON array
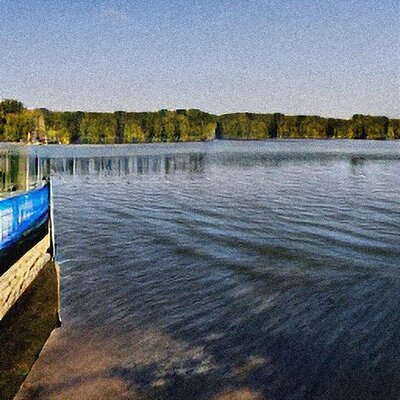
[
  {"x1": 0, "y1": 149, "x2": 49, "y2": 195},
  {"x1": 0, "y1": 149, "x2": 206, "y2": 195},
  {"x1": 48, "y1": 153, "x2": 206, "y2": 177},
  {"x1": 5, "y1": 140, "x2": 400, "y2": 400}
]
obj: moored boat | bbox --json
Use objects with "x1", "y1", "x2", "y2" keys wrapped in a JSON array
[{"x1": 0, "y1": 179, "x2": 60, "y2": 400}]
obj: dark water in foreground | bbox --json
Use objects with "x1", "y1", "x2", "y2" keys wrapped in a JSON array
[{"x1": 10, "y1": 140, "x2": 400, "y2": 399}]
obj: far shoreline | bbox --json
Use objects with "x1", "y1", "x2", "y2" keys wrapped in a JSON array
[
  {"x1": 1, "y1": 100, "x2": 399, "y2": 143},
  {"x1": 0, "y1": 137, "x2": 399, "y2": 148}
]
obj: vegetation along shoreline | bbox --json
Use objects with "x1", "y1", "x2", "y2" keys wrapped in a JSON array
[{"x1": 1, "y1": 99, "x2": 399, "y2": 144}]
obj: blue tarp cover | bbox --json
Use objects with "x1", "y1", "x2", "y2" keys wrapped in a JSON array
[{"x1": 0, "y1": 184, "x2": 49, "y2": 251}]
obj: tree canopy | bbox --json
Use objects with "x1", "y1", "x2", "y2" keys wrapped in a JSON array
[{"x1": 0, "y1": 99, "x2": 398, "y2": 143}]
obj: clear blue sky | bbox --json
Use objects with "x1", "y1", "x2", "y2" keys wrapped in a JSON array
[{"x1": 0, "y1": 0, "x2": 399, "y2": 117}]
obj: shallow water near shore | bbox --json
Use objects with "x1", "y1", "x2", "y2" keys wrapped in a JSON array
[{"x1": 8, "y1": 140, "x2": 400, "y2": 399}]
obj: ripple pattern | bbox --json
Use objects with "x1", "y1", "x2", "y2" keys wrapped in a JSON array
[{"x1": 20, "y1": 141, "x2": 400, "y2": 399}]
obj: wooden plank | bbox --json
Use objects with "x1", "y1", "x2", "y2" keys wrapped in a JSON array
[{"x1": 0, "y1": 234, "x2": 51, "y2": 321}]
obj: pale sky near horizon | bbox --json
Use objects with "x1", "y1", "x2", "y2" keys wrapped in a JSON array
[{"x1": 0, "y1": 0, "x2": 399, "y2": 117}]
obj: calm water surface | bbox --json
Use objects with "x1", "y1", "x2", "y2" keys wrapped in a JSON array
[{"x1": 10, "y1": 141, "x2": 400, "y2": 399}]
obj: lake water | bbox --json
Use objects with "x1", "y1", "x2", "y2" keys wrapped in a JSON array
[{"x1": 6, "y1": 140, "x2": 400, "y2": 400}]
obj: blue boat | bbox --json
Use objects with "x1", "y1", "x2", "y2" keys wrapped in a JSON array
[{"x1": 0, "y1": 182, "x2": 55, "y2": 275}]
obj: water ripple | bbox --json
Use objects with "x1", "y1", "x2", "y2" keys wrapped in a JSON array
[{"x1": 18, "y1": 141, "x2": 400, "y2": 400}]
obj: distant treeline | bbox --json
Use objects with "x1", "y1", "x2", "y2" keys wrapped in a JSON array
[{"x1": 0, "y1": 99, "x2": 399, "y2": 144}]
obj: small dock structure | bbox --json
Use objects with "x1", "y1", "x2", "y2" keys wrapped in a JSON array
[{"x1": 0, "y1": 172, "x2": 60, "y2": 400}]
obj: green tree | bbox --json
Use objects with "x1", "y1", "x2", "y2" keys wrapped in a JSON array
[
  {"x1": 4, "y1": 110, "x2": 36, "y2": 141},
  {"x1": 0, "y1": 99, "x2": 24, "y2": 115}
]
